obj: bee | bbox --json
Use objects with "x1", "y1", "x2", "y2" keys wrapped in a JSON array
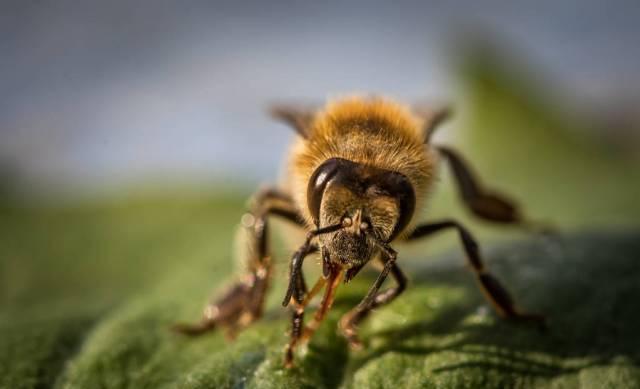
[{"x1": 173, "y1": 96, "x2": 545, "y2": 367}]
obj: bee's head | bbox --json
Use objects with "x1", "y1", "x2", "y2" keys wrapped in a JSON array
[{"x1": 307, "y1": 158, "x2": 415, "y2": 269}]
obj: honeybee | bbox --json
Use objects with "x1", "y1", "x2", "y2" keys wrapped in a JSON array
[{"x1": 173, "y1": 96, "x2": 545, "y2": 367}]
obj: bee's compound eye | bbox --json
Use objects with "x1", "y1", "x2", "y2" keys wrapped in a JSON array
[{"x1": 342, "y1": 217, "x2": 353, "y2": 227}]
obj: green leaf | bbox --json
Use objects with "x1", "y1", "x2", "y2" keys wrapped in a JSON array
[{"x1": 2, "y1": 205, "x2": 639, "y2": 389}]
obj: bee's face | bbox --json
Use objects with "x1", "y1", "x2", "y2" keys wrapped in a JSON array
[
  {"x1": 307, "y1": 158, "x2": 416, "y2": 268},
  {"x1": 318, "y1": 184, "x2": 399, "y2": 267}
]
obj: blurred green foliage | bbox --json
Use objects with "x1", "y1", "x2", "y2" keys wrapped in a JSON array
[
  {"x1": 2, "y1": 200, "x2": 639, "y2": 388},
  {"x1": 1, "y1": 48, "x2": 639, "y2": 388},
  {"x1": 455, "y1": 44, "x2": 640, "y2": 228}
]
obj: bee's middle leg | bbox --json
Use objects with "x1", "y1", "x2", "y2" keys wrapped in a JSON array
[
  {"x1": 173, "y1": 189, "x2": 304, "y2": 338},
  {"x1": 406, "y1": 220, "x2": 545, "y2": 324}
]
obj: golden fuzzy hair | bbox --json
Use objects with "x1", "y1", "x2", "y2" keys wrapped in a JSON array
[{"x1": 285, "y1": 96, "x2": 437, "y2": 235}]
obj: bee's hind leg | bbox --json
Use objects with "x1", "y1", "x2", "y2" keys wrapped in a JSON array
[
  {"x1": 173, "y1": 188, "x2": 305, "y2": 337},
  {"x1": 437, "y1": 146, "x2": 553, "y2": 234}
]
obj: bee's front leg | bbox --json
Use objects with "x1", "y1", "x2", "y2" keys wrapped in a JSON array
[
  {"x1": 282, "y1": 239, "x2": 318, "y2": 308},
  {"x1": 282, "y1": 223, "x2": 346, "y2": 367},
  {"x1": 339, "y1": 241, "x2": 407, "y2": 349},
  {"x1": 173, "y1": 189, "x2": 304, "y2": 337},
  {"x1": 281, "y1": 239, "x2": 317, "y2": 367},
  {"x1": 285, "y1": 268, "x2": 342, "y2": 367},
  {"x1": 283, "y1": 274, "x2": 327, "y2": 368}
]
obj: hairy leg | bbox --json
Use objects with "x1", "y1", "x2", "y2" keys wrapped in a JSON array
[{"x1": 173, "y1": 188, "x2": 305, "y2": 337}]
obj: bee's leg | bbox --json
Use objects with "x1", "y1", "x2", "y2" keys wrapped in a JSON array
[
  {"x1": 172, "y1": 278, "x2": 258, "y2": 339},
  {"x1": 437, "y1": 146, "x2": 551, "y2": 233},
  {"x1": 283, "y1": 267, "x2": 342, "y2": 367},
  {"x1": 280, "y1": 222, "x2": 346, "y2": 367},
  {"x1": 300, "y1": 264, "x2": 342, "y2": 341},
  {"x1": 282, "y1": 241, "x2": 318, "y2": 308},
  {"x1": 340, "y1": 250, "x2": 407, "y2": 349},
  {"x1": 282, "y1": 237, "x2": 337, "y2": 367},
  {"x1": 281, "y1": 241, "x2": 318, "y2": 367},
  {"x1": 406, "y1": 220, "x2": 545, "y2": 324},
  {"x1": 173, "y1": 188, "x2": 305, "y2": 337},
  {"x1": 284, "y1": 275, "x2": 328, "y2": 368}
]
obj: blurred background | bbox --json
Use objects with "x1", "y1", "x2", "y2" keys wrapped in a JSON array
[
  {"x1": 1, "y1": 1, "x2": 639, "y2": 386},
  {"x1": 2, "y1": 1, "x2": 639, "y2": 198}
]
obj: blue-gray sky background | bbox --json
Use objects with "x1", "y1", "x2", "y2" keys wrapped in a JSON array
[{"x1": 2, "y1": 0, "x2": 639, "y2": 195}]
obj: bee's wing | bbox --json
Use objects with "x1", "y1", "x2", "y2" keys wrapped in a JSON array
[
  {"x1": 269, "y1": 103, "x2": 321, "y2": 139},
  {"x1": 411, "y1": 103, "x2": 452, "y2": 143},
  {"x1": 270, "y1": 100, "x2": 451, "y2": 141}
]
